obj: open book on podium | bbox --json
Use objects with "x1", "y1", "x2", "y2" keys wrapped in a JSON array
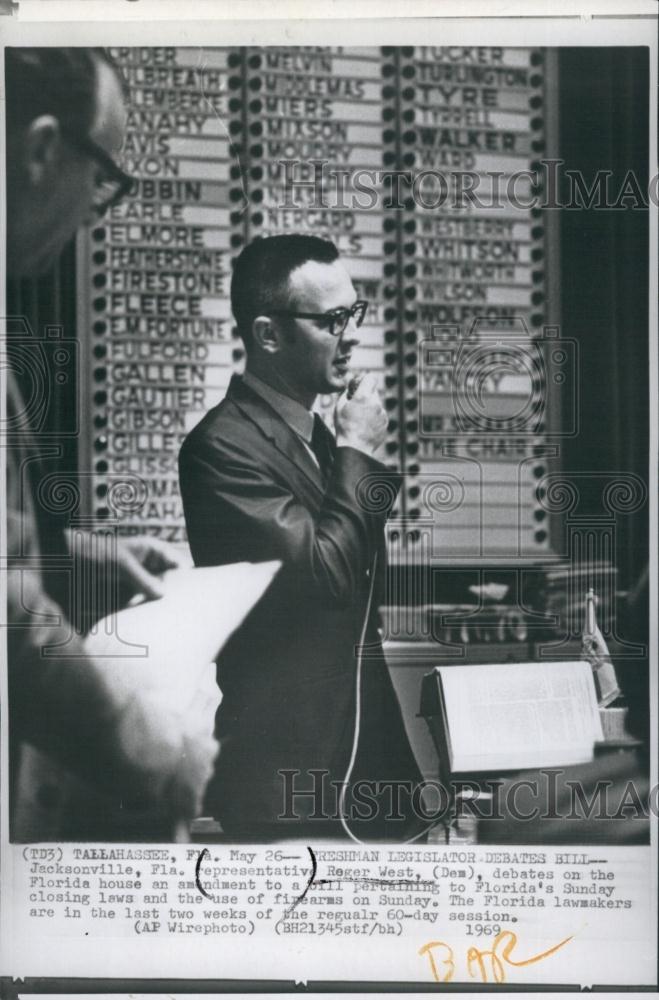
[{"x1": 420, "y1": 660, "x2": 604, "y2": 774}]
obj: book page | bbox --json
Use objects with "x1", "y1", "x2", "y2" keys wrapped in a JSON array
[{"x1": 440, "y1": 661, "x2": 605, "y2": 771}]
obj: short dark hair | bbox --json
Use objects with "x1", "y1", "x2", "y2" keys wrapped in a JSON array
[
  {"x1": 5, "y1": 47, "x2": 126, "y2": 140},
  {"x1": 231, "y1": 234, "x2": 340, "y2": 350}
]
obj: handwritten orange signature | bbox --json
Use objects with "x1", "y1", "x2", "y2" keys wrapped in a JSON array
[{"x1": 419, "y1": 929, "x2": 574, "y2": 984}]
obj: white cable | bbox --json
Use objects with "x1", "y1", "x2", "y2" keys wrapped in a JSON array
[
  {"x1": 338, "y1": 552, "x2": 435, "y2": 846},
  {"x1": 338, "y1": 552, "x2": 376, "y2": 843}
]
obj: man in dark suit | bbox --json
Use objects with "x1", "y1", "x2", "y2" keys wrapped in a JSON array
[{"x1": 179, "y1": 234, "x2": 425, "y2": 841}]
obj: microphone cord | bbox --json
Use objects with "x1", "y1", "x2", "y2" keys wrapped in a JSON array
[{"x1": 338, "y1": 552, "x2": 434, "y2": 846}]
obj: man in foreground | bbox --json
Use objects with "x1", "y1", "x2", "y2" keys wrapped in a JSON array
[
  {"x1": 5, "y1": 47, "x2": 219, "y2": 840},
  {"x1": 180, "y1": 234, "x2": 424, "y2": 841}
]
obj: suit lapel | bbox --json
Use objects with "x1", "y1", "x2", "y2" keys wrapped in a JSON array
[{"x1": 227, "y1": 375, "x2": 326, "y2": 498}]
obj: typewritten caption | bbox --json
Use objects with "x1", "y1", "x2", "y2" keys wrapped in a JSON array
[{"x1": 7, "y1": 843, "x2": 655, "y2": 985}]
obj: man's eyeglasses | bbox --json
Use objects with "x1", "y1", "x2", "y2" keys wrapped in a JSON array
[
  {"x1": 270, "y1": 299, "x2": 369, "y2": 338},
  {"x1": 64, "y1": 130, "x2": 134, "y2": 214}
]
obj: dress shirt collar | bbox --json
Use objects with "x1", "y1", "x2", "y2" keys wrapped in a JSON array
[{"x1": 242, "y1": 369, "x2": 315, "y2": 445}]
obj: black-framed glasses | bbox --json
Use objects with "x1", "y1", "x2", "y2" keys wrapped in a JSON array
[
  {"x1": 63, "y1": 130, "x2": 134, "y2": 214},
  {"x1": 270, "y1": 299, "x2": 369, "y2": 338}
]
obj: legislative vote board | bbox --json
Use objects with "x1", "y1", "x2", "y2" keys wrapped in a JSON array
[{"x1": 83, "y1": 46, "x2": 555, "y2": 561}]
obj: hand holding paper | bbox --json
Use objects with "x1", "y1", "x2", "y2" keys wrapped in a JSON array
[{"x1": 83, "y1": 560, "x2": 280, "y2": 820}]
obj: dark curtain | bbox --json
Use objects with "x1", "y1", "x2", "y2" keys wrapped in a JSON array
[{"x1": 559, "y1": 47, "x2": 649, "y2": 601}]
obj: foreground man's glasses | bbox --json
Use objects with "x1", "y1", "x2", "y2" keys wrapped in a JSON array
[{"x1": 64, "y1": 130, "x2": 134, "y2": 214}]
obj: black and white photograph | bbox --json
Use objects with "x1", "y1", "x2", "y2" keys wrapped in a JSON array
[{"x1": 0, "y1": 1, "x2": 656, "y2": 989}]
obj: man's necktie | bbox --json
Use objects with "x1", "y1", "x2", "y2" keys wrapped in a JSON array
[{"x1": 311, "y1": 413, "x2": 336, "y2": 485}]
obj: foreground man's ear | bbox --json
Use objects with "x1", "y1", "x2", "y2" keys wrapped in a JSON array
[{"x1": 23, "y1": 115, "x2": 63, "y2": 187}]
